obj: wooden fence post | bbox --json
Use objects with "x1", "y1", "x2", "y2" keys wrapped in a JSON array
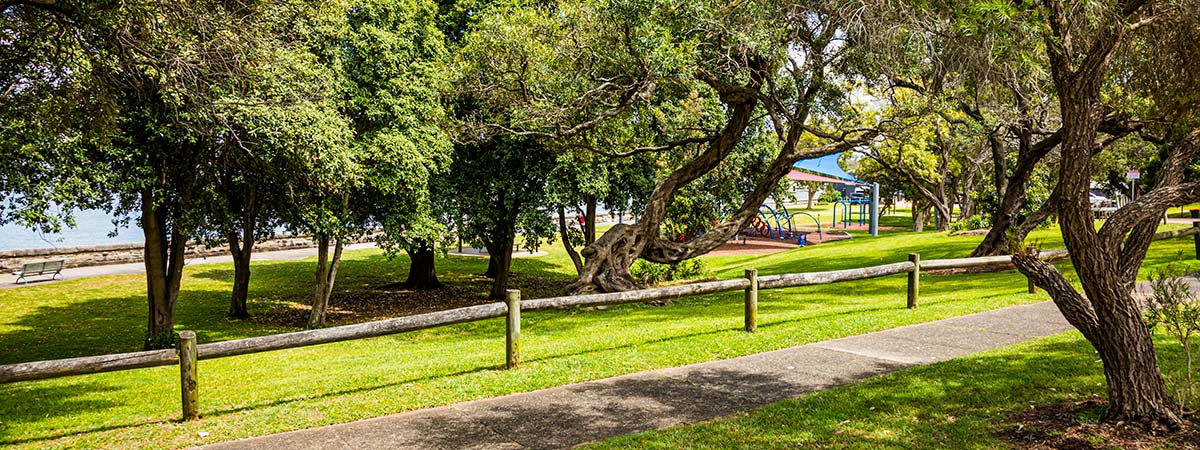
[
  {"x1": 506, "y1": 289, "x2": 521, "y2": 369},
  {"x1": 1192, "y1": 209, "x2": 1199, "y2": 260},
  {"x1": 744, "y1": 269, "x2": 758, "y2": 332},
  {"x1": 178, "y1": 331, "x2": 198, "y2": 421},
  {"x1": 1192, "y1": 221, "x2": 1200, "y2": 261},
  {"x1": 907, "y1": 254, "x2": 920, "y2": 309}
]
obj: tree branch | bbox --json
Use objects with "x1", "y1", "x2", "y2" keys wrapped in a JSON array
[{"x1": 1011, "y1": 245, "x2": 1101, "y2": 342}]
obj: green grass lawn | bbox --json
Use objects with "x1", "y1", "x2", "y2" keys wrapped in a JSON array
[
  {"x1": 764, "y1": 201, "x2": 910, "y2": 231},
  {"x1": 588, "y1": 331, "x2": 1197, "y2": 449},
  {"x1": 1169, "y1": 203, "x2": 1200, "y2": 218},
  {"x1": 0, "y1": 218, "x2": 1197, "y2": 449}
]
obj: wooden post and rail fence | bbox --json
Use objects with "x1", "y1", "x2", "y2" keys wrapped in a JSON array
[
  {"x1": 7, "y1": 229, "x2": 1200, "y2": 421},
  {"x1": 1193, "y1": 209, "x2": 1199, "y2": 260}
]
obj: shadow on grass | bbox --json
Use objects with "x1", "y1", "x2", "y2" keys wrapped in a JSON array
[
  {"x1": 0, "y1": 250, "x2": 571, "y2": 365},
  {"x1": 0, "y1": 381, "x2": 139, "y2": 444},
  {"x1": 711, "y1": 230, "x2": 1010, "y2": 278},
  {"x1": 591, "y1": 335, "x2": 1105, "y2": 449},
  {"x1": 0, "y1": 361, "x2": 508, "y2": 446},
  {"x1": 3, "y1": 224, "x2": 1042, "y2": 366}
]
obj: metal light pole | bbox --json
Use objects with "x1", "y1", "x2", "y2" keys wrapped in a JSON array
[{"x1": 869, "y1": 182, "x2": 880, "y2": 237}]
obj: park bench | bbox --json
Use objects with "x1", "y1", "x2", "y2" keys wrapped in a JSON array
[{"x1": 12, "y1": 260, "x2": 65, "y2": 284}]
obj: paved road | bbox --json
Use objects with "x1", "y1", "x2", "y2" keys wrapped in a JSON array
[
  {"x1": 1, "y1": 243, "x2": 379, "y2": 289},
  {"x1": 199, "y1": 301, "x2": 1080, "y2": 450}
]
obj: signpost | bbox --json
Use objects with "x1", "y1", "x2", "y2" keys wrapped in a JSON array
[{"x1": 1126, "y1": 170, "x2": 1141, "y2": 202}]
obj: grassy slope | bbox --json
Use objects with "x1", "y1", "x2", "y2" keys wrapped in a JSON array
[
  {"x1": 589, "y1": 332, "x2": 1196, "y2": 449},
  {"x1": 0, "y1": 218, "x2": 1197, "y2": 448}
]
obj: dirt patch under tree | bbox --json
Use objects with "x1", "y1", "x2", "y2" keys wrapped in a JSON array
[
  {"x1": 998, "y1": 400, "x2": 1200, "y2": 450},
  {"x1": 251, "y1": 274, "x2": 571, "y2": 328}
]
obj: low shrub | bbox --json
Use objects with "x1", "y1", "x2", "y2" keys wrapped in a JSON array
[
  {"x1": 630, "y1": 259, "x2": 710, "y2": 285},
  {"x1": 818, "y1": 190, "x2": 843, "y2": 203},
  {"x1": 949, "y1": 215, "x2": 991, "y2": 232},
  {"x1": 1146, "y1": 263, "x2": 1200, "y2": 415}
]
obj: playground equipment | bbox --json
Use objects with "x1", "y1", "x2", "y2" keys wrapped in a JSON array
[
  {"x1": 744, "y1": 204, "x2": 824, "y2": 246},
  {"x1": 832, "y1": 182, "x2": 881, "y2": 235},
  {"x1": 832, "y1": 198, "x2": 871, "y2": 228}
]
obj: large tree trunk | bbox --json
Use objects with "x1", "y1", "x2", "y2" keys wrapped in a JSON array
[
  {"x1": 308, "y1": 235, "x2": 343, "y2": 329},
  {"x1": 571, "y1": 223, "x2": 645, "y2": 292},
  {"x1": 226, "y1": 185, "x2": 256, "y2": 319},
  {"x1": 141, "y1": 190, "x2": 187, "y2": 350},
  {"x1": 569, "y1": 66, "x2": 768, "y2": 293},
  {"x1": 1094, "y1": 294, "x2": 1180, "y2": 424},
  {"x1": 932, "y1": 202, "x2": 952, "y2": 232},
  {"x1": 1056, "y1": 101, "x2": 1179, "y2": 428},
  {"x1": 484, "y1": 251, "x2": 499, "y2": 278},
  {"x1": 486, "y1": 232, "x2": 515, "y2": 300},
  {"x1": 1013, "y1": 246, "x2": 1180, "y2": 427},
  {"x1": 227, "y1": 229, "x2": 253, "y2": 319},
  {"x1": 584, "y1": 195, "x2": 597, "y2": 246},
  {"x1": 974, "y1": 208, "x2": 1018, "y2": 256},
  {"x1": 558, "y1": 206, "x2": 584, "y2": 274},
  {"x1": 912, "y1": 203, "x2": 928, "y2": 233},
  {"x1": 403, "y1": 244, "x2": 443, "y2": 289},
  {"x1": 1018, "y1": 9, "x2": 1185, "y2": 426}
]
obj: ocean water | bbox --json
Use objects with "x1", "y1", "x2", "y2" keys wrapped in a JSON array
[{"x1": 0, "y1": 209, "x2": 143, "y2": 251}]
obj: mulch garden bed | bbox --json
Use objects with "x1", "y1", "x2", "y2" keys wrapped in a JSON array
[
  {"x1": 708, "y1": 233, "x2": 857, "y2": 256},
  {"x1": 998, "y1": 400, "x2": 1200, "y2": 449},
  {"x1": 251, "y1": 274, "x2": 571, "y2": 327}
]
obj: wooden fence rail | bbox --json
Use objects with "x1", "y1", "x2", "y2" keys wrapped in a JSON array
[
  {"x1": 197, "y1": 303, "x2": 509, "y2": 360},
  {"x1": 0, "y1": 348, "x2": 178, "y2": 384},
  {"x1": 521, "y1": 279, "x2": 751, "y2": 310},
  {"x1": 758, "y1": 261, "x2": 915, "y2": 290},
  {"x1": 0, "y1": 249, "x2": 1076, "y2": 420}
]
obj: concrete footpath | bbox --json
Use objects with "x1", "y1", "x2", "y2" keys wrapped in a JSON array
[{"x1": 199, "y1": 301, "x2": 1078, "y2": 450}]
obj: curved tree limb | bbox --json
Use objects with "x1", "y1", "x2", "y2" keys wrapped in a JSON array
[
  {"x1": 641, "y1": 135, "x2": 874, "y2": 263},
  {"x1": 1011, "y1": 245, "x2": 1101, "y2": 343}
]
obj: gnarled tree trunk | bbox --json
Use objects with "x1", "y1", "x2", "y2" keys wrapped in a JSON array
[
  {"x1": 1013, "y1": 8, "x2": 1198, "y2": 426},
  {"x1": 1054, "y1": 105, "x2": 1180, "y2": 428},
  {"x1": 572, "y1": 223, "x2": 646, "y2": 292},
  {"x1": 569, "y1": 58, "x2": 876, "y2": 293},
  {"x1": 973, "y1": 129, "x2": 1068, "y2": 256},
  {"x1": 568, "y1": 68, "x2": 766, "y2": 293}
]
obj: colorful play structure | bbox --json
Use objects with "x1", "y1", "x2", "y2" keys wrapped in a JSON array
[
  {"x1": 746, "y1": 204, "x2": 824, "y2": 246},
  {"x1": 740, "y1": 156, "x2": 880, "y2": 246},
  {"x1": 832, "y1": 197, "x2": 871, "y2": 228}
]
